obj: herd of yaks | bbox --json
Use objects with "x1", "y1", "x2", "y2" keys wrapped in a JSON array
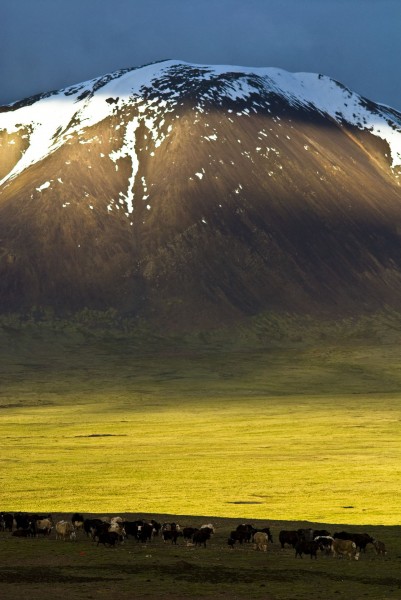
[
  {"x1": 227, "y1": 524, "x2": 386, "y2": 559},
  {"x1": 0, "y1": 512, "x2": 387, "y2": 560}
]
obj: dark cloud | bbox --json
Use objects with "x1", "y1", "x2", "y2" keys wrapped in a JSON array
[{"x1": 1, "y1": 0, "x2": 400, "y2": 110}]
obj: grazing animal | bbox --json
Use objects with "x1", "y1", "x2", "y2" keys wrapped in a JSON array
[
  {"x1": 297, "y1": 528, "x2": 314, "y2": 542},
  {"x1": 313, "y1": 529, "x2": 331, "y2": 538},
  {"x1": 71, "y1": 513, "x2": 84, "y2": 531},
  {"x1": 351, "y1": 533, "x2": 374, "y2": 552},
  {"x1": 161, "y1": 522, "x2": 181, "y2": 542},
  {"x1": 253, "y1": 531, "x2": 269, "y2": 552},
  {"x1": 162, "y1": 529, "x2": 182, "y2": 544},
  {"x1": 122, "y1": 520, "x2": 143, "y2": 539},
  {"x1": 373, "y1": 539, "x2": 387, "y2": 556},
  {"x1": 90, "y1": 520, "x2": 125, "y2": 541},
  {"x1": 183, "y1": 527, "x2": 199, "y2": 540},
  {"x1": 314, "y1": 535, "x2": 334, "y2": 554},
  {"x1": 137, "y1": 522, "x2": 153, "y2": 543},
  {"x1": 161, "y1": 522, "x2": 181, "y2": 533},
  {"x1": 334, "y1": 531, "x2": 373, "y2": 552},
  {"x1": 200, "y1": 523, "x2": 215, "y2": 533},
  {"x1": 253, "y1": 527, "x2": 273, "y2": 543},
  {"x1": 295, "y1": 540, "x2": 319, "y2": 559},
  {"x1": 83, "y1": 518, "x2": 104, "y2": 538},
  {"x1": 110, "y1": 516, "x2": 123, "y2": 524},
  {"x1": 333, "y1": 531, "x2": 351, "y2": 540},
  {"x1": 231, "y1": 524, "x2": 273, "y2": 545},
  {"x1": 193, "y1": 528, "x2": 211, "y2": 547},
  {"x1": 279, "y1": 530, "x2": 300, "y2": 549},
  {"x1": 0, "y1": 512, "x2": 14, "y2": 532},
  {"x1": 34, "y1": 518, "x2": 52, "y2": 537},
  {"x1": 108, "y1": 521, "x2": 126, "y2": 537},
  {"x1": 82, "y1": 520, "x2": 106, "y2": 541},
  {"x1": 12, "y1": 528, "x2": 34, "y2": 537},
  {"x1": 229, "y1": 530, "x2": 248, "y2": 545},
  {"x1": 332, "y1": 539, "x2": 360, "y2": 560},
  {"x1": 14, "y1": 513, "x2": 32, "y2": 530},
  {"x1": 97, "y1": 531, "x2": 121, "y2": 547},
  {"x1": 235, "y1": 524, "x2": 254, "y2": 543},
  {"x1": 122, "y1": 519, "x2": 157, "y2": 541},
  {"x1": 56, "y1": 520, "x2": 76, "y2": 541},
  {"x1": 150, "y1": 520, "x2": 161, "y2": 536}
]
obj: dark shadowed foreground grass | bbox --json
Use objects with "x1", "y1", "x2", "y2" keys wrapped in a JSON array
[{"x1": 0, "y1": 514, "x2": 400, "y2": 600}]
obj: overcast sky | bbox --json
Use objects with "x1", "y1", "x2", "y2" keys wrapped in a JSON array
[{"x1": 1, "y1": 0, "x2": 400, "y2": 110}]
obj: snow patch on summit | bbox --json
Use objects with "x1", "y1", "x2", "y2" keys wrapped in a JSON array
[
  {"x1": 1, "y1": 59, "x2": 401, "y2": 206},
  {"x1": 0, "y1": 64, "x2": 178, "y2": 193}
]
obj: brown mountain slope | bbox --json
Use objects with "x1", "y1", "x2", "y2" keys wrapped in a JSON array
[{"x1": 1, "y1": 62, "x2": 401, "y2": 330}]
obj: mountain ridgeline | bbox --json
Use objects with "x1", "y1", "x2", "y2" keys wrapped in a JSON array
[{"x1": 1, "y1": 60, "x2": 401, "y2": 331}]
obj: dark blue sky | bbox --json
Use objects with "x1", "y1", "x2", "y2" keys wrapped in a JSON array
[{"x1": 2, "y1": 0, "x2": 400, "y2": 110}]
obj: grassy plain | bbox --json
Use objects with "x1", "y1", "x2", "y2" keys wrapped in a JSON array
[
  {"x1": 1, "y1": 314, "x2": 401, "y2": 525},
  {"x1": 1, "y1": 314, "x2": 401, "y2": 598}
]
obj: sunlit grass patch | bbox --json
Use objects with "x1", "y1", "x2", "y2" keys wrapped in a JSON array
[
  {"x1": 1, "y1": 380, "x2": 401, "y2": 523},
  {"x1": 1, "y1": 321, "x2": 401, "y2": 523}
]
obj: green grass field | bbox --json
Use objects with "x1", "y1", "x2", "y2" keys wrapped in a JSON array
[{"x1": 1, "y1": 316, "x2": 401, "y2": 525}]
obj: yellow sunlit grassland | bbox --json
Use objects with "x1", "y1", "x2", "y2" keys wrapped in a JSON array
[{"x1": 1, "y1": 323, "x2": 401, "y2": 525}]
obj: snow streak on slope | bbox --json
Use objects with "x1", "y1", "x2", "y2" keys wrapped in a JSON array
[
  {"x1": 1, "y1": 59, "x2": 401, "y2": 199},
  {"x1": 0, "y1": 62, "x2": 178, "y2": 192}
]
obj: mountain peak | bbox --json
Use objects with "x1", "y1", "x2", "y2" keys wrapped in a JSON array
[
  {"x1": 1, "y1": 60, "x2": 401, "y2": 190},
  {"x1": 1, "y1": 61, "x2": 401, "y2": 328}
]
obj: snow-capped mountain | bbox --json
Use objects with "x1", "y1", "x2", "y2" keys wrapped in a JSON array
[{"x1": 1, "y1": 60, "x2": 401, "y2": 328}]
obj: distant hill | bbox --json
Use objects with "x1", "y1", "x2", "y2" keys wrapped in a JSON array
[{"x1": 1, "y1": 60, "x2": 401, "y2": 331}]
